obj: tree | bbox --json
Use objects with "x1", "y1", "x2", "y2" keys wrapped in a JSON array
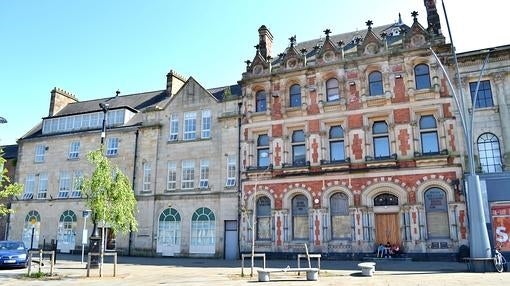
[
  {"x1": 0, "y1": 148, "x2": 23, "y2": 216},
  {"x1": 82, "y1": 150, "x2": 138, "y2": 235}
]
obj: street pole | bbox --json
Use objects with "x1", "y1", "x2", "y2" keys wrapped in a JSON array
[
  {"x1": 88, "y1": 102, "x2": 109, "y2": 269},
  {"x1": 428, "y1": 1, "x2": 493, "y2": 267}
]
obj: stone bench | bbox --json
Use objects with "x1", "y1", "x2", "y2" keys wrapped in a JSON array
[
  {"x1": 358, "y1": 262, "x2": 376, "y2": 276},
  {"x1": 257, "y1": 267, "x2": 319, "y2": 282}
]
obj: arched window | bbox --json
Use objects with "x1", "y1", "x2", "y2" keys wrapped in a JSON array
[
  {"x1": 256, "y1": 196, "x2": 272, "y2": 240},
  {"x1": 477, "y1": 133, "x2": 503, "y2": 173},
  {"x1": 420, "y1": 115, "x2": 439, "y2": 155},
  {"x1": 292, "y1": 130, "x2": 306, "y2": 166},
  {"x1": 326, "y1": 78, "x2": 340, "y2": 102},
  {"x1": 289, "y1": 84, "x2": 301, "y2": 107},
  {"x1": 330, "y1": 193, "x2": 351, "y2": 240},
  {"x1": 415, "y1": 64, "x2": 431, "y2": 90},
  {"x1": 292, "y1": 195, "x2": 309, "y2": 240},
  {"x1": 374, "y1": 193, "x2": 398, "y2": 206},
  {"x1": 257, "y1": 134, "x2": 270, "y2": 168},
  {"x1": 424, "y1": 188, "x2": 449, "y2": 238},
  {"x1": 368, "y1": 71, "x2": 383, "y2": 96},
  {"x1": 255, "y1": 90, "x2": 267, "y2": 112},
  {"x1": 373, "y1": 121, "x2": 390, "y2": 159},
  {"x1": 190, "y1": 207, "x2": 215, "y2": 254},
  {"x1": 158, "y1": 208, "x2": 181, "y2": 247},
  {"x1": 58, "y1": 210, "x2": 77, "y2": 253},
  {"x1": 23, "y1": 210, "x2": 40, "y2": 249},
  {"x1": 329, "y1": 126, "x2": 345, "y2": 162}
]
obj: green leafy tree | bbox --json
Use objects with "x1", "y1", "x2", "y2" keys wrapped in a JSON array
[
  {"x1": 0, "y1": 148, "x2": 23, "y2": 216},
  {"x1": 82, "y1": 150, "x2": 138, "y2": 235}
]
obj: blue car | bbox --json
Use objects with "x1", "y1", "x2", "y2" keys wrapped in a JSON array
[{"x1": 0, "y1": 240, "x2": 28, "y2": 268}]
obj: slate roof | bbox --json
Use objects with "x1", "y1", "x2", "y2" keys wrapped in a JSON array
[
  {"x1": 0, "y1": 144, "x2": 18, "y2": 159},
  {"x1": 21, "y1": 82, "x2": 241, "y2": 141}
]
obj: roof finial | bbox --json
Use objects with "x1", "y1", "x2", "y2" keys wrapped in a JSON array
[
  {"x1": 411, "y1": 11, "x2": 419, "y2": 22},
  {"x1": 323, "y1": 29, "x2": 331, "y2": 39},
  {"x1": 116, "y1": 90, "x2": 120, "y2": 97},
  {"x1": 289, "y1": 35, "x2": 296, "y2": 47},
  {"x1": 365, "y1": 20, "x2": 373, "y2": 30},
  {"x1": 398, "y1": 13, "x2": 403, "y2": 25}
]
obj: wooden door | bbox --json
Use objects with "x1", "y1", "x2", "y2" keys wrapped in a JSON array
[{"x1": 375, "y1": 213, "x2": 400, "y2": 245}]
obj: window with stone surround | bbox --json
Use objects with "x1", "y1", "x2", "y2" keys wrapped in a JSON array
[
  {"x1": 36, "y1": 173, "x2": 48, "y2": 199},
  {"x1": 68, "y1": 141, "x2": 80, "y2": 159},
  {"x1": 329, "y1": 126, "x2": 345, "y2": 162},
  {"x1": 201, "y1": 110, "x2": 211, "y2": 139},
  {"x1": 34, "y1": 145, "x2": 46, "y2": 163},
  {"x1": 199, "y1": 159, "x2": 209, "y2": 189},
  {"x1": 414, "y1": 64, "x2": 431, "y2": 90},
  {"x1": 226, "y1": 155, "x2": 236, "y2": 187},
  {"x1": 255, "y1": 90, "x2": 267, "y2": 112},
  {"x1": 257, "y1": 134, "x2": 270, "y2": 168},
  {"x1": 289, "y1": 84, "x2": 301, "y2": 107},
  {"x1": 292, "y1": 130, "x2": 306, "y2": 166},
  {"x1": 420, "y1": 115, "x2": 439, "y2": 155},
  {"x1": 424, "y1": 188, "x2": 450, "y2": 238},
  {"x1": 143, "y1": 162, "x2": 151, "y2": 192},
  {"x1": 292, "y1": 194, "x2": 309, "y2": 240},
  {"x1": 58, "y1": 171, "x2": 71, "y2": 198},
  {"x1": 70, "y1": 170, "x2": 83, "y2": 198},
  {"x1": 158, "y1": 208, "x2": 181, "y2": 246},
  {"x1": 190, "y1": 207, "x2": 215, "y2": 254},
  {"x1": 106, "y1": 137, "x2": 119, "y2": 156},
  {"x1": 330, "y1": 192, "x2": 351, "y2": 240},
  {"x1": 326, "y1": 78, "x2": 340, "y2": 102},
  {"x1": 22, "y1": 174, "x2": 35, "y2": 200},
  {"x1": 181, "y1": 160, "x2": 195, "y2": 189},
  {"x1": 167, "y1": 161, "x2": 177, "y2": 190},
  {"x1": 372, "y1": 121, "x2": 390, "y2": 159},
  {"x1": 477, "y1": 133, "x2": 503, "y2": 173},
  {"x1": 184, "y1": 112, "x2": 197, "y2": 140},
  {"x1": 256, "y1": 196, "x2": 272, "y2": 240},
  {"x1": 169, "y1": 114, "x2": 179, "y2": 141},
  {"x1": 470, "y1": 80, "x2": 493, "y2": 108},
  {"x1": 368, "y1": 71, "x2": 383, "y2": 96}
]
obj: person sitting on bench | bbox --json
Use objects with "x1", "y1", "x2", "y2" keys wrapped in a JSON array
[{"x1": 376, "y1": 243, "x2": 386, "y2": 258}]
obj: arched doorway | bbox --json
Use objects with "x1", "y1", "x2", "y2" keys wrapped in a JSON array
[
  {"x1": 373, "y1": 193, "x2": 400, "y2": 245},
  {"x1": 57, "y1": 210, "x2": 77, "y2": 253},
  {"x1": 22, "y1": 210, "x2": 40, "y2": 249}
]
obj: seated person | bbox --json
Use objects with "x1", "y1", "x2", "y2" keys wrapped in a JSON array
[
  {"x1": 391, "y1": 244, "x2": 401, "y2": 257},
  {"x1": 385, "y1": 242, "x2": 391, "y2": 258},
  {"x1": 376, "y1": 243, "x2": 386, "y2": 258}
]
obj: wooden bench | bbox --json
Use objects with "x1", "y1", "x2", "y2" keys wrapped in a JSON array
[
  {"x1": 358, "y1": 262, "x2": 376, "y2": 276},
  {"x1": 297, "y1": 253, "x2": 321, "y2": 275},
  {"x1": 257, "y1": 267, "x2": 319, "y2": 282}
]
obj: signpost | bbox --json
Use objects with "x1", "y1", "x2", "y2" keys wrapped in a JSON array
[{"x1": 82, "y1": 210, "x2": 91, "y2": 264}]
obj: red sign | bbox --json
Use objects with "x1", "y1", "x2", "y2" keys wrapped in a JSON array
[{"x1": 491, "y1": 203, "x2": 510, "y2": 251}]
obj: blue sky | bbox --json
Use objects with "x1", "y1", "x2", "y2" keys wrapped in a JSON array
[{"x1": 1, "y1": 0, "x2": 508, "y2": 145}]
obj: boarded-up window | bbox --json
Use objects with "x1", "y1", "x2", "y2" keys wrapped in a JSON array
[
  {"x1": 425, "y1": 188, "x2": 449, "y2": 238},
  {"x1": 330, "y1": 193, "x2": 351, "y2": 240},
  {"x1": 256, "y1": 196, "x2": 272, "y2": 240},
  {"x1": 292, "y1": 195, "x2": 308, "y2": 240}
]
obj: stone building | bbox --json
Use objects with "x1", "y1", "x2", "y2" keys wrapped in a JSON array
[
  {"x1": 9, "y1": 71, "x2": 242, "y2": 258},
  {"x1": 452, "y1": 46, "x2": 510, "y2": 252},
  {"x1": 239, "y1": 3, "x2": 470, "y2": 259}
]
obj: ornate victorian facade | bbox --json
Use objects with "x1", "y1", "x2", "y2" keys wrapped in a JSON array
[{"x1": 239, "y1": 5, "x2": 472, "y2": 258}]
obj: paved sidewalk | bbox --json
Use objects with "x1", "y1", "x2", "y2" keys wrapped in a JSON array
[{"x1": 0, "y1": 254, "x2": 508, "y2": 285}]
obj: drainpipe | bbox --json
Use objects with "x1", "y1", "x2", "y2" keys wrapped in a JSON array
[
  {"x1": 128, "y1": 128, "x2": 140, "y2": 256},
  {"x1": 237, "y1": 101, "x2": 243, "y2": 259}
]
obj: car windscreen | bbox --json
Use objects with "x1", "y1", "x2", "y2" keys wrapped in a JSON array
[{"x1": 0, "y1": 242, "x2": 25, "y2": 250}]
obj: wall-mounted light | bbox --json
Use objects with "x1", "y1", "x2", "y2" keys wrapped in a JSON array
[
  {"x1": 349, "y1": 81, "x2": 356, "y2": 86},
  {"x1": 395, "y1": 74, "x2": 402, "y2": 79}
]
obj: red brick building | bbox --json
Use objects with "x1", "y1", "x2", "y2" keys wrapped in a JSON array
[{"x1": 239, "y1": 2, "x2": 467, "y2": 259}]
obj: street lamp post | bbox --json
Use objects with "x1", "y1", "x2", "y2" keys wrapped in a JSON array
[
  {"x1": 429, "y1": 0, "x2": 493, "y2": 270},
  {"x1": 88, "y1": 102, "x2": 109, "y2": 268}
]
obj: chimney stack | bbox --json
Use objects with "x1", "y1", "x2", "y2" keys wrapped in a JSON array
[
  {"x1": 166, "y1": 70, "x2": 187, "y2": 97},
  {"x1": 49, "y1": 87, "x2": 78, "y2": 116},
  {"x1": 424, "y1": 0, "x2": 442, "y2": 35},
  {"x1": 258, "y1": 25, "x2": 273, "y2": 59}
]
